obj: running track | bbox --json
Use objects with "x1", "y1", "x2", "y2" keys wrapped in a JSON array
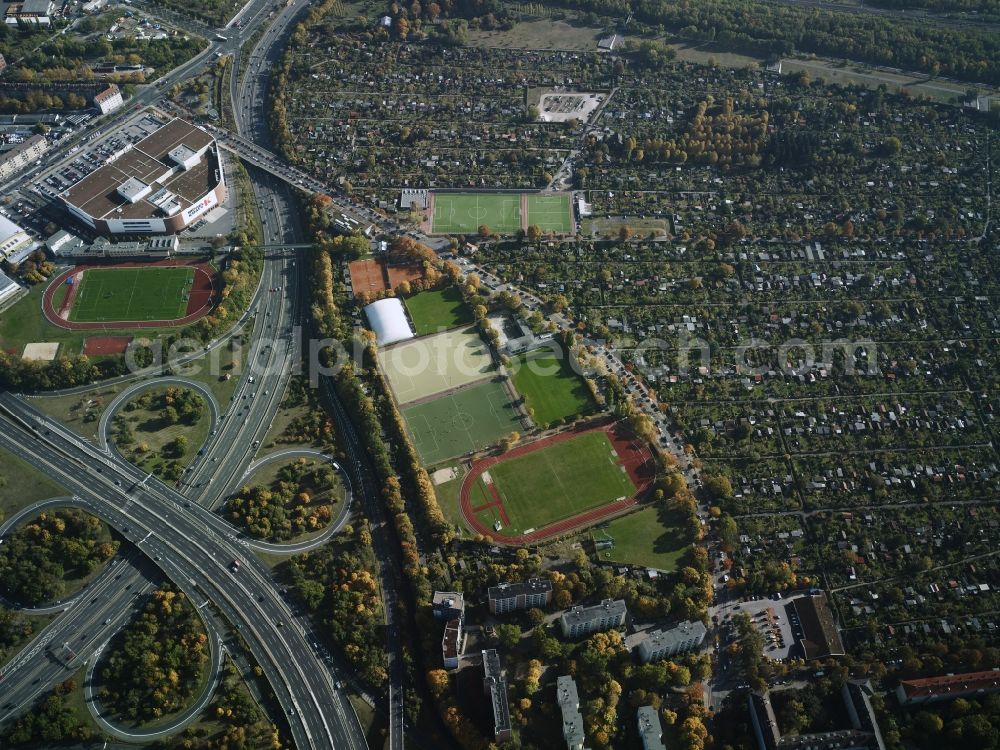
[
  {"x1": 41, "y1": 259, "x2": 218, "y2": 331},
  {"x1": 459, "y1": 420, "x2": 655, "y2": 545}
]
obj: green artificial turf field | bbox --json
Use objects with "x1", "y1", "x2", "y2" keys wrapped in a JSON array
[
  {"x1": 511, "y1": 347, "x2": 593, "y2": 427},
  {"x1": 379, "y1": 327, "x2": 494, "y2": 404},
  {"x1": 403, "y1": 379, "x2": 522, "y2": 465},
  {"x1": 484, "y1": 430, "x2": 636, "y2": 533},
  {"x1": 526, "y1": 193, "x2": 573, "y2": 233},
  {"x1": 404, "y1": 287, "x2": 473, "y2": 336},
  {"x1": 70, "y1": 267, "x2": 194, "y2": 323},
  {"x1": 431, "y1": 192, "x2": 522, "y2": 234}
]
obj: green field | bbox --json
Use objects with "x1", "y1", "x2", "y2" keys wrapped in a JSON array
[
  {"x1": 594, "y1": 506, "x2": 688, "y2": 570},
  {"x1": 485, "y1": 430, "x2": 635, "y2": 533},
  {"x1": 404, "y1": 287, "x2": 473, "y2": 336},
  {"x1": 70, "y1": 267, "x2": 195, "y2": 323},
  {"x1": 526, "y1": 193, "x2": 573, "y2": 233},
  {"x1": 511, "y1": 346, "x2": 593, "y2": 427},
  {"x1": 429, "y1": 191, "x2": 574, "y2": 235},
  {"x1": 431, "y1": 193, "x2": 522, "y2": 234},
  {"x1": 0, "y1": 445, "x2": 69, "y2": 520},
  {"x1": 379, "y1": 327, "x2": 494, "y2": 404},
  {"x1": 403, "y1": 379, "x2": 522, "y2": 465}
]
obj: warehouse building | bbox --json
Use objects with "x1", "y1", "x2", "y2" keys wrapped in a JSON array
[{"x1": 60, "y1": 118, "x2": 226, "y2": 235}]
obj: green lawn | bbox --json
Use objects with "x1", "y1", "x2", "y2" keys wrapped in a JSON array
[
  {"x1": 112, "y1": 388, "x2": 211, "y2": 479},
  {"x1": 33, "y1": 387, "x2": 124, "y2": 441},
  {"x1": 0, "y1": 446, "x2": 69, "y2": 521},
  {"x1": 403, "y1": 378, "x2": 522, "y2": 465},
  {"x1": 0, "y1": 283, "x2": 88, "y2": 355},
  {"x1": 526, "y1": 193, "x2": 573, "y2": 233},
  {"x1": 404, "y1": 287, "x2": 473, "y2": 335},
  {"x1": 433, "y1": 464, "x2": 469, "y2": 532},
  {"x1": 511, "y1": 346, "x2": 593, "y2": 427},
  {"x1": 70, "y1": 267, "x2": 195, "y2": 323},
  {"x1": 580, "y1": 215, "x2": 670, "y2": 240},
  {"x1": 431, "y1": 192, "x2": 522, "y2": 235},
  {"x1": 487, "y1": 430, "x2": 636, "y2": 533},
  {"x1": 0, "y1": 277, "x2": 175, "y2": 358},
  {"x1": 595, "y1": 506, "x2": 688, "y2": 571}
]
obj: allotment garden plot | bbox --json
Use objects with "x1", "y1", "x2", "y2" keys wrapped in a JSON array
[
  {"x1": 402, "y1": 379, "x2": 523, "y2": 465},
  {"x1": 378, "y1": 327, "x2": 494, "y2": 405}
]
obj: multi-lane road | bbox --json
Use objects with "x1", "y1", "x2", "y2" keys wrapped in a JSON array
[{"x1": 0, "y1": 1, "x2": 376, "y2": 748}]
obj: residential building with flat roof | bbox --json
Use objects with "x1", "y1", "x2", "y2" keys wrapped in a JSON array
[
  {"x1": 60, "y1": 118, "x2": 225, "y2": 235},
  {"x1": 560, "y1": 599, "x2": 627, "y2": 639},
  {"x1": 556, "y1": 675, "x2": 587, "y2": 750},
  {"x1": 0, "y1": 134, "x2": 47, "y2": 181},
  {"x1": 488, "y1": 578, "x2": 553, "y2": 614},
  {"x1": 637, "y1": 706, "x2": 665, "y2": 750},
  {"x1": 432, "y1": 591, "x2": 465, "y2": 620},
  {"x1": 748, "y1": 681, "x2": 885, "y2": 750},
  {"x1": 442, "y1": 618, "x2": 463, "y2": 669},
  {"x1": 482, "y1": 650, "x2": 511, "y2": 742},
  {"x1": 635, "y1": 620, "x2": 707, "y2": 663},
  {"x1": 5, "y1": 0, "x2": 53, "y2": 24}
]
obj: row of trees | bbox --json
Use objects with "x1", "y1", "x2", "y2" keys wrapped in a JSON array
[
  {"x1": 0, "y1": 508, "x2": 117, "y2": 606},
  {"x1": 560, "y1": 0, "x2": 1000, "y2": 82},
  {"x1": 285, "y1": 523, "x2": 388, "y2": 688}
]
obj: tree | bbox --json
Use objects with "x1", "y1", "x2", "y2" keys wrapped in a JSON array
[
  {"x1": 527, "y1": 224, "x2": 542, "y2": 241},
  {"x1": 496, "y1": 623, "x2": 520, "y2": 650},
  {"x1": 619, "y1": 225, "x2": 634, "y2": 242},
  {"x1": 703, "y1": 474, "x2": 733, "y2": 500},
  {"x1": 478, "y1": 224, "x2": 491, "y2": 238}
]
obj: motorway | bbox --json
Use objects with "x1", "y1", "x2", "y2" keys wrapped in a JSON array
[{"x1": 0, "y1": 1, "x2": 373, "y2": 748}]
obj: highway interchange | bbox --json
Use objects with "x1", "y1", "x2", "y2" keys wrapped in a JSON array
[
  {"x1": 0, "y1": 0, "x2": 382, "y2": 748},
  {"x1": 0, "y1": 0, "x2": 621, "y2": 745}
]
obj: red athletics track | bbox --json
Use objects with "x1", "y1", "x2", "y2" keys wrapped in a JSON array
[
  {"x1": 42, "y1": 258, "x2": 218, "y2": 331},
  {"x1": 459, "y1": 420, "x2": 655, "y2": 545}
]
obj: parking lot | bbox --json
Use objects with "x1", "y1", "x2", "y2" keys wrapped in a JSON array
[
  {"x1": 714, "y1": 593, "x2": 798, "y2": 662},
  {"x1": 35, "y1": 113, "x2": 167, "y2": 200}
]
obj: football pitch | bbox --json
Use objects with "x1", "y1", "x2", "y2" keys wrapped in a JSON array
[
  {"x1": 526, "y1": 194, "x2": 573, "y2": 234},
  {"x1": 482, "y1": 430, "x2": 636, "y2": 533},
  {"x1": 403, "y1": 379, "x2": 522, "y2": 465},
  {"x1": 431, "y1": 193, "x2": 522, "y2": 235},
  {"x1": 378, "y1": 327, "x2": 494, "y2": 404},
  {"x1": 70, "y1": 267, "x2": 194, "y2": 323},
  {"x1": 429, "y1": 192, "x2": 574, "y2": 235}
]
